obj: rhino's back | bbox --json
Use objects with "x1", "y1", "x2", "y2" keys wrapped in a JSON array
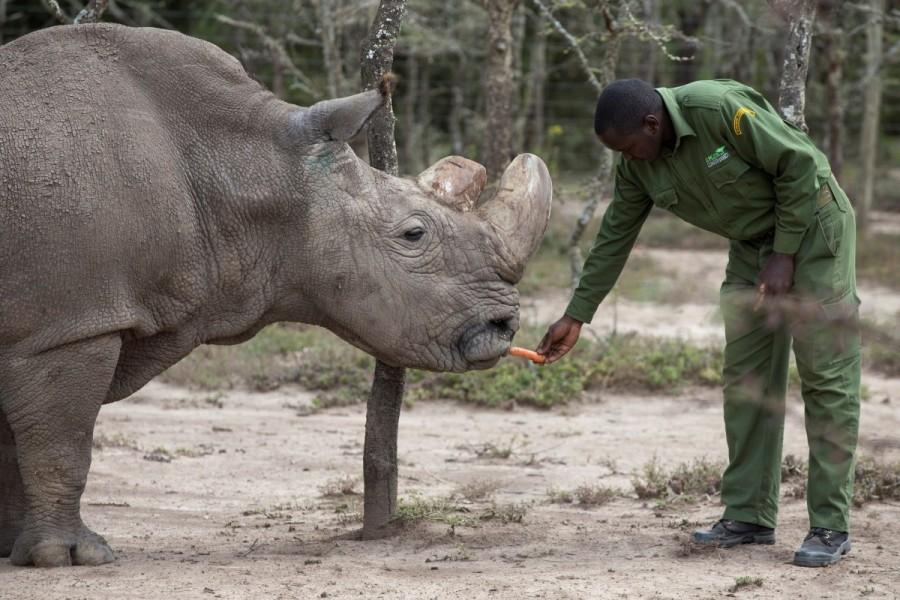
[{"x1": 0, "y1": 25, "x2": 257, "y2": 350}]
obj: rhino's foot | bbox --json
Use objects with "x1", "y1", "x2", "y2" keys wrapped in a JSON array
[
  {"x1": 0, "y1": 530, "x2": 18, "y2": 558},
  {"x1": 10, "y1": 524, "x2": 115, "y2": 567}
]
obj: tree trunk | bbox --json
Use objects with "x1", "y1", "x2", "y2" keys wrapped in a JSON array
[
  {"x1": 449, "y1": 76, "x2": 466, "y2": 155},
  {"x1": 771, "y1": 0, "x2": 817, "y2": 131},
  {"x1": 521, "y1": 11, "x2": 547, "y2": 152},
  {"x1": 402, "y1": 53, "x2": 420, "y2": 173},
  {"x1": 480, "y1": 0, "x2": 522, "y2": 181},
  {"x1": 818, "y1": 0, "x2": 845, "y2": 180},
  {"x1": 858, "y1": 0, "x2": 883, "y2": 231},
  {"x1": 359, "y1": 0, "x2": 407, "y2": 538},
  {"x1": 316, "y1": 0, "x2": 345, "y2": 98},
  {"x1": 417, "y1": 58, "x2": 432, "y2": 169}
]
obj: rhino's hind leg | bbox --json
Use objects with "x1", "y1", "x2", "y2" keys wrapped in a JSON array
[
  {"x1": 0, "y1": 410, "x2": 25, "y2": 557},
  {"x1": 3, "y1": 334, "x2": 121, "y2": 567}
]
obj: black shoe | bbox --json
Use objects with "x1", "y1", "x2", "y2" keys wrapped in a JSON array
[
  {"x1": 692, "y1": 519, "x2": 775, "y2": 548},
  {"x1": 793, "y1": 528, "x2": 851, "y2": 567}
]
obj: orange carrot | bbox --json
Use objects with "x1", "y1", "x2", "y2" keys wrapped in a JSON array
[{"x1": 509, "y1": 346, "x2": 546, "y2": 364}]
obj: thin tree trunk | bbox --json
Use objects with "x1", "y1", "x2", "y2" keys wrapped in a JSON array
[
  {"x1": 519, "y1": 9, "x2": 546, "y2": 152},
  {"x1": 316, "y1": 0, "x2": 345, "y2": 98},
  {"x1": 480, "y1": 0, "x2": 522, "y2": 181},
  {"x1": 858, "y1": 0, "x2": 883, "y2": 231},
  {"x1": 359, "y1": 0, "x2": 407, "y2": 539},
  {"x1": 417, "y1": 59, "x2": 432, "y2": 169},
  {"x1": 402, "y1": 53, "x2": 419, "y2": 172},
  {"x1": 449, "y1": 75, "x2": 466, "y2": 155},
  {"x1": 772, "y1": 0, "x2": 818, "y2": 131},
  {"x1": 818, "y1": 0, "x2": 845, "y2": 180}
]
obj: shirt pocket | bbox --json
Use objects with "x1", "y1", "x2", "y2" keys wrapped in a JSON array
[
  {"x1": 707, "y1": 156, "x2": 751, "y2": 191},
  {"x1": 649, "y1": 187, "x2": 679, "y2": 211}
]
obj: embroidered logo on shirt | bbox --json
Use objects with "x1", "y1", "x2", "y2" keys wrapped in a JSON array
[
  {"x1": 732, "y1": 107, "x2": 757, "y2": 135},
  {"x1": 705, "y1": 145, "x2": 730, "y2": 168}
]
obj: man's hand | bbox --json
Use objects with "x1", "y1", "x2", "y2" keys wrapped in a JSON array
[
  {"x1": 536, "y1": 315, "x2": 583, "y2": 364},
  {"x1": 755, "y1": 252, "x2": 795, "y2": 325}
]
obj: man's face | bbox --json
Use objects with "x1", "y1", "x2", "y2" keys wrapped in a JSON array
[{"x1": 597, "y1": 114, "x2": 663, "y2": 162}]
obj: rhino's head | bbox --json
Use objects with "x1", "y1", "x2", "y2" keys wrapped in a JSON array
[{"x1": 286, "y1": 87, "x2": 551, "y2": 372}]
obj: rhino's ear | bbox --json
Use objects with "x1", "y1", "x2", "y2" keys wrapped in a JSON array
[{"x1": 292, "y1": 83, "x2": 390, "y2": 144}]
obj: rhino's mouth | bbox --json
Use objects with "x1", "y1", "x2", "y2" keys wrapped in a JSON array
[{"x1": 458, "y1": 312, "x2": 519, "y2": 370}]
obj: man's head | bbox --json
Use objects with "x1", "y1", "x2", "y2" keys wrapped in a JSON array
[{"x1": 594, "y1": 79, "x2": 667, "y2": 162}]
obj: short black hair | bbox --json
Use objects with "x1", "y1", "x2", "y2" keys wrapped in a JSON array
[{"x1": 594, "y1": 79, "x2": 662, "y2": 136}]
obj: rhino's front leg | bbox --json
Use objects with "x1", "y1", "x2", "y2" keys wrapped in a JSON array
[
  {"x1": 0, "y1": 410, "x2": 25, "y2": 557},
  {"x1": 3, "y1": 334, "x2": 121, "y2": 567}
]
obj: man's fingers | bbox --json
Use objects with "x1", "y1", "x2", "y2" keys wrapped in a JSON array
[{"x1": 753, "y1": 283, "x2": 766, "y2": 312}]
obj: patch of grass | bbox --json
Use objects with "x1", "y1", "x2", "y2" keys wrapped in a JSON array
[
  {"x1": 857, "y1": 232, "x2": 900, "y2": 290},
  {"x1": 613, "y1": 253, "x2": 717, "y2": 304},
  {"x1": 411, "y1": 330, "x2": 723, "y2": 408},
  {"x1": 453, "y1": 479, "x2": 501, "y2": 502},
  {"x1": 162, "y1": 321, "x2": 724, "y2": 410},
  {"x1": 547, "y1": 484, "x2": 617, "y2": 506},
  {"x1": 729, "y1": 576, "x2": 764, "y2": 593},
  {"x1": 546, "y1": 488, "x2": 574, "y2": 504},
  {"x1": 853, "y1": 457, "x2": 900, "y2": 507},
  {"x1": 393, "y1": 495, "x2": 529, "y2": 528},
  {"x1": 479, "y1": 502, "x2": 529, "y2": 524},
  {"x1": 393, "y1": 495, "x2": 476, "y2": 528},
  {"x1": 632, "y1": 456, "x2": 724, "y2": 502},
  {"x1": 92, "y1": 433, "x2": 141, "y2": 451},
  {"x1": 319, "y1": 475, "x2": 360, "y2": 498},
  {"x1": 636, "y1": 212, "x2": 729, "y2": 251},
  {"x1": 862, "y1": 319, "x2": 900, "y2": 377}
]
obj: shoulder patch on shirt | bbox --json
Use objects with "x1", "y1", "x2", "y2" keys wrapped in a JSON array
[{"x1": 732, "y1": 107, "x2": 757, "y2": 135}]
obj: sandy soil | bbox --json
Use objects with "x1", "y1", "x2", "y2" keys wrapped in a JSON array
[{"x1": 1, "y1": 373, "x2": 898, "y2": 599}]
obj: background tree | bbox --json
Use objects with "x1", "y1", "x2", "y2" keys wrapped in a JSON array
[
  {"x1": 858, "y1": 0, "x2": 885, "y2": 230},
  {"x1": 359, "y1": 0, "x2": 408, "y2": 538}
]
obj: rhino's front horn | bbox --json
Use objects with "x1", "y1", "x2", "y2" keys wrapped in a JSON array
[
  {"x1": 477, "y1": 154, "x2": 552, "y2": 276},
  {"x1": 416, "y1": 156, "x2": 487, "y2": 212}
]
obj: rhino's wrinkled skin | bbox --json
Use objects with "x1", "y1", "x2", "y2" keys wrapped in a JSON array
[{"x1": 0, "y1": 24, "x2": 551, "y2": 567}]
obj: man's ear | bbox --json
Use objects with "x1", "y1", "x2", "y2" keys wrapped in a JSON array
[{"x1": 643, "y1": 114, "x2": 660, "y2": 136}]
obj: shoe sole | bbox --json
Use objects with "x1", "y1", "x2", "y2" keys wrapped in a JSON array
[
  {"x1": 694, "y1": 531, "x2": 776, "y2": 548},
  {"x1": 793, "y1": 540, "x2": 851, "y2": 567}
]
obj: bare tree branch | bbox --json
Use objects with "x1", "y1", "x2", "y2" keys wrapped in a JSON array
[
  {"x1": 530, "y1": 0, "x2": 603, "y2": 93},
  {"x1": 215, "y1": 14, "x2": 317, "y2": 97},
  {"x1": 42, "y1": 0, "x2": 73, "y2": 24},
  {"x1": 74, "y1": 0, "x2": 107, "y2": 24}
]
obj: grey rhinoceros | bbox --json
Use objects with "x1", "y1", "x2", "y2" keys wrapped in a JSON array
[{"x1": 0, "y1": 24, "x2": 551, "y2": 567}]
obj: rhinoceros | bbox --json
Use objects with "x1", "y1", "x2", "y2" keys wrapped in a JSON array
[{"x1": 0, "y1": 24, "x2": 551, "y2": 567}]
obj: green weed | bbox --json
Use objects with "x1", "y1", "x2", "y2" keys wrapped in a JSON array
[
  {"x1": 729, "y1": 576, "x2": 763, "y2": 593},
  {"x1": 632, "y1": 456, "x2": 724, "y2": 501}
]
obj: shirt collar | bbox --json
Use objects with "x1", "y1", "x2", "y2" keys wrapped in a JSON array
[{"x1": 655, "y1": 87, "x2": 695, "y2": 156}]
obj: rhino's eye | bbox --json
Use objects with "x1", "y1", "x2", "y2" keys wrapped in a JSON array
[{"x1": 403, "y1": 227, "x2": 425, "y2": 242}]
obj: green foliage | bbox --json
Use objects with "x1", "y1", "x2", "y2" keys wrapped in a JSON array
[
  {"x1": 547, "y1": 484, "x2": 618, "y2": 506},
  {"x1": 632, "y1": 456, "x2": 724, "y2": 501},
  {"x1": 164, "y1": 321, "x2": 725, "y2": 408},
  {"x1": 393, "y1": 494, "x2": 529, "y2": 527},
  {"x1": 729, "y1": 577, "x2": 764, "y2": 593}
]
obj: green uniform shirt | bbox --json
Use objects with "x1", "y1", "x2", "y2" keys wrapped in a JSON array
[{"x1": 566, "y1": 79, "x2": 832, "y2": 324}]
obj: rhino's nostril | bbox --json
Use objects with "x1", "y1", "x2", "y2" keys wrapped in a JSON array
[{"x1": 489, "y1": 316, "x2": 517, "y2": 336}]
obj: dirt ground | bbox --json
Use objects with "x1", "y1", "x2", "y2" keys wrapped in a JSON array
[
  {"x1": 3, "y1": 248, "x2": 899, "y2": 599},
  {"x1": 2, "y1": 372, "x2": 899, "y2": 599}
]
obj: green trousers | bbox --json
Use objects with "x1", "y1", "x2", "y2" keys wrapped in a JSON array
[{"x1": 719, "y1": 176, "x2": 860, "y2": 533}]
